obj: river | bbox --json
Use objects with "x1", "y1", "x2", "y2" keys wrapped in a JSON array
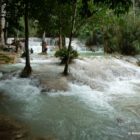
[{"x1": 0, "y1": 53, "x2": 140, "y2": 140}]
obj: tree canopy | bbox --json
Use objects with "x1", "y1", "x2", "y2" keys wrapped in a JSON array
[{"x1": 1, "y1": 0, "x2": 132, "y2": 38}]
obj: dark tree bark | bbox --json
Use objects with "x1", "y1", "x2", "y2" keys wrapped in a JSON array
[
  {"x1": 58, "y1": 28, "x2": 66, "y2": 49},
  {"x1": 4, "y1": 26, "x2": 7, "y2": 45},
  {"x1": 0, "y1": 1, "x2": 5, "y2": 47},
  {"x1": 0, "y1": 0, "x2": 2, "y2": 46},
  {"x1": 42, "y1": 31, "x2": 46, "y2": 53},
  {"x1": 20, "y1": 0, "x2": 32, "y2": 78},
  {"x1": 58, "y1": 13, "x2": 63, "y2": 49},
  {"x1": 63, "y1": 0, "x2": 77, "y2": 75},
  {"x1": 58, "y1": 29, "x2": 62, "y2": 49},
  {"x1": 62, "y1": 36, "x2": 66, "y2": 47}
]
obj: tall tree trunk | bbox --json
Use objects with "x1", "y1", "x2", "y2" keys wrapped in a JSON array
[
  {"x1": 58, "y1": 13, "x2": 62, "y2": 49},
  {"x1": 20, "y1": 0, "x2": 32, "y2": 78},
  {"x1": 63, "y1": 0, "x2": 77, "y2": 75},
  {"x1": 62, "y1": 36, "x2": 66, "y2": 47},
  {"x1": 4, "y1": 21, "x2": 8, "y2": 44},
  {"x1": 58, "y1": 30, "x2": 65, "y2": 49},
  {"x1": 0, "y1": 0, "x2": 2, "y2": 46},
  {"x1": 0, "y1": 1, "x2": 5, "y2": 47},
  {"x1": 58, "y1": 29, "x2": 62, "y2": 49}
]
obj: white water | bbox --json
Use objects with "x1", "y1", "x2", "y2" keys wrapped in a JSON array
[
  {"x1": 7, "y1": 37, "x2": 88, "y2": 53},
  {"x1": 0, "y1": 55, "x2": 140, "y2": 140}
]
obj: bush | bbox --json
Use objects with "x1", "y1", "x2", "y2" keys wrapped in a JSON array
[
  {"x1": 104, "y1": 15, "x2": 140, "y2": 55},
  {"x1": 55, "y1": 48, "x2": 78, "y2": 64}
]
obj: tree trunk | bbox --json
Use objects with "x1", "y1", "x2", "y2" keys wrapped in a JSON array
[
  {"x1": 0, "y1": 0, "x2": 2, "y2": 47},
  {"x1": 58, "y1": 31, "x2": 65, "y2": 49},
  {"x1": 58, "y1": 14, "x2": 62, "y2": 49},
  {"x1": 4, "y1": 21, "x2": 8, "y2": 44},
  {"x1": 20, "y1": 0, "x2": 32, "y2": 78},
  {"x1": 62, "y1": 36, "x2": 66, "y2": 47},
  {"x1": 58, "y1": 32, "x2": 62, "y2": 49},
  {"x1": 0, "y1": 1, "x2": 5, "y2": 47},
  {"x1": 63, "y1": 0, "x2": 77, "y2": 75}
]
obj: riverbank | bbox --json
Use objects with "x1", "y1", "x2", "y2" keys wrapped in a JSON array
[{"x1": 0, "y1": 51, "x2": 17, "y2": 64}]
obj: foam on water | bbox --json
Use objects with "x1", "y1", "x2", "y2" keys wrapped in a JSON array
[
  {"x1": 0, "y1": 55, "x2": 140, "y2": 140},
  {"x1": 47, "y1": 83, "x2": 114, "y2": 113},
  {"x1": 0, "y1": 77, "x2": 42, "y2": 120},
  {"x1": 71, "y1": 57, "x2": 140, "y2": 88},
  {"x1": 0, "y1": 77, "x2": 40, "y2": 101},
  {"x1": 20, "y1": 54, "x2": 58, "y2": 64},
  {"x1": 20, "y1": 58, "x2": 54, "y2": 64}
]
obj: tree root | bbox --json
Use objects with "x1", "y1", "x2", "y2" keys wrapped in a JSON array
[{"x1": 20, "y1": 65, "x2": 32, "y2": 78}]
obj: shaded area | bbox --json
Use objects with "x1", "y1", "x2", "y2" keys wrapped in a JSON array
[{"x1": 0, "y1": 115, "x2": 29, "y2": 140}]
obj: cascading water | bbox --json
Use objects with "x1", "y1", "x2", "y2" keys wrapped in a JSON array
[{"x1": 0, "y1": 53, "x2": 140, "y2": 139}]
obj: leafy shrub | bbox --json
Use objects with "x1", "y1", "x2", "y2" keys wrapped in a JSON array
[
  {"x1": 55, "y1": 48, "x2": 78, "y2": 64},
  {"x1": 104, "y1": 15, "x2": 140, "y2": 55}
]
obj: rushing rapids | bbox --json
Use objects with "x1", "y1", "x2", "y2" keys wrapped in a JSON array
[{"x1": 0, "y1": 54, "x2": 140, "y2": 140}]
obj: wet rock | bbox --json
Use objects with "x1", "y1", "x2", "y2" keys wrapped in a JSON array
[
  {"x1": 39, "y1": 76, "x2": 69, "y2": 92},
  {"x1": 115, "y1": 55, "x2": 140, "y2": 66},
  {"x1": 41, "y1": 88, "x2": 50, "y2": 93},
  {"x1": 124, "y1": 57, "x2": 138, "y2": 64},
  {"x1": 0, "y1": 115, "x2": 54, "y2": 140},
  {"x1": 0, "y1": 115, "x2": 29, "y2": 140},
  {"x1": 137, "y1": 60, "x2": 140, "y2": 66},
  {"x1": 116, "y1": 117, "x2": 124, "y2": 124},
  {"x1": 0, "y1": 72, "x2": 3, "y2": 78},
  {"x1": 0, "y1": 91, "x2": 9, "y2": 100}
]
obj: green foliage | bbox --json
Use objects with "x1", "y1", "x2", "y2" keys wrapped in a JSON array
[
  {"x1": 93, "y1": 0, "x2": 132, "y2": 15},
  {"x1": 17, "y1": 18, "x2": 39, "y2": 37},
  {"x1": 4, "y1": 0, "x2": 45, "y2": 37},
  {"x1": 3, "y1": 0, "x2": 133, "y2": 40},
  {"x1": 32, "y1": 0, "x2": 74, "y2": 37},
  {"x1": 104, "y1": 14, "x2": 140, "y2": 55},
  {"x1": 55, "y1": 48, "x2": 78, "y2": 64},
  {"x1": 4, "y1": 0, "x2": 25, "y2": 36},
  {"x1": 78, "y1": 3, "x2": 140, "y2": 56},
  {"x1": 4, "y1": 0, "x2": 133, "y2": 38}
]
